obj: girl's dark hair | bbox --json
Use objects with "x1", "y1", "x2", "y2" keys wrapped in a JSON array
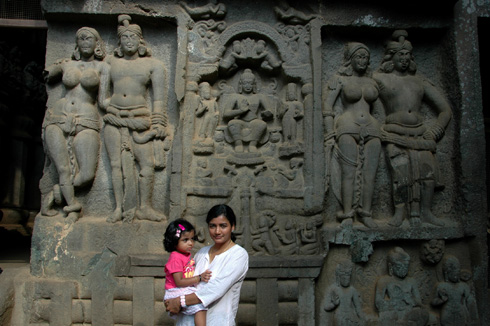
[
  {"x1": 206, "y1": 204, "x2": 237, "y2": 242},
  {"x1": 163, "y1": 219, "x2": 196, "y2": 253}
]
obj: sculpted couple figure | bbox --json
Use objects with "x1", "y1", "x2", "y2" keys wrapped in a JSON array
[
  {"x1": 43, "y1": 15, "x2": 168, "y2": 222},
  {"x1": 325, "y1": 30, "x2": 452, "y2": 228}
]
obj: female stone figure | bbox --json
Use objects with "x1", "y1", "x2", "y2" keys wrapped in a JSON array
[
  {"x1": 42, "y1": 27, "x2": 108, "y2": 222},
  {"x1": 323, "y1": 42, "x2": 381, "y2": 228}
]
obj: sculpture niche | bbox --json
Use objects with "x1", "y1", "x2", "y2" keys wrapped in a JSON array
[
  {"x1": 41, "y1": 27, "x2": 108, "y2": 223},
  {"x1": 373, "y1": 30, "x2": 452, "y2": 227},
  {"x1": 324, "y1": 42, "x2": 381, "y2": 228},
  {"x1": 102, "y1": 15, "x2": 168, "y2": 223}
]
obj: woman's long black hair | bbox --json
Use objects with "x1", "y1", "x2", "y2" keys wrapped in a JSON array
[{"x1": 206, "y1": 204, "x2": 237, "y2": 242}]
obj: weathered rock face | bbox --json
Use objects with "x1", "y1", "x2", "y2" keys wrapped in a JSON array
[{"x1": 9, "y1": 0, "x2": 488, "y2": 325}]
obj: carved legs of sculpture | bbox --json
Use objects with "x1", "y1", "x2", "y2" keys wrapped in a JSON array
[
  {"x1": 387, "y1": 145, "x2": 443, "y2": 226},
  {"x1": 133, "y1": 139, "x2": 166, "y2": 222},
  {"x1": 104, "y1": 125, "x2": 124, "y2": 223},
  {"x1": 44, "y1": 125, "x2": 82, "y2": 221},
  {"x1": 337, "y1": 135, "x2": 379, "y2": 228},
  {"x1": 72, "y1": 129, "x2": 100, "y2": 188},
  {"x1": 134, "y1": 165, "x2": 166, "y2": 222},
  {"x1": 420, "y1": 180, "x2": 444, "y2": 226},
  {"x1": 358, "y1": 138, "x2": 381, "y2": 228}
]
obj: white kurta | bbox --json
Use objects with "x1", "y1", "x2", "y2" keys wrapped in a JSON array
[{"x1": 176, "y1": 244, "x2": 249, "y2": 326}]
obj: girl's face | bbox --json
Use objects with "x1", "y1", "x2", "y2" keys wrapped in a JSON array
[
  {"x1": 176, "y1": 230, "x2": 195, "y2": 255},
  {"x1": 208, "y1": 214, "x2": 235, "y2": 245}
]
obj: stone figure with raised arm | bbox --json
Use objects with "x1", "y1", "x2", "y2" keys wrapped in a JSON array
[
  {"x1": 324, "y1": 259, "x2": 365, "y2": 326},
  {"x1": 101, "y1": 15, "x2": 168, "y2": 223},
  {"x1": 42, "y1": 27, "x2": 109, "y2": 222},
  {"x1": 223, "y1": 69, "x2": 273, "y2": 153},
  {"x1": 373, "y1": 30, "x2": 452, "y2": 227},
  {"x1": 324, "y1": 42, "x2": 381, "y2": 228},
  {"x1": 375, "y1": 247, "x2": 429, "y2": 326},
  {"x1": 431, "y1": 255, "x2": 479, "y2": 326}
]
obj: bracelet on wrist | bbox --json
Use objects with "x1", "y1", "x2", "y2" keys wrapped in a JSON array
[{"x1": 180, "y1": 295, "x2": 187, "y2": 308}]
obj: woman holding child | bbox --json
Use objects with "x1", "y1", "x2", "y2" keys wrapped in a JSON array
[{"x1": 165, "y1": 204, "x2": 249, "y2": 326}]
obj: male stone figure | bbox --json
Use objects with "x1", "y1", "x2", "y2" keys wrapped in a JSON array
[
  {"x1": 373, "y1": 30, "x2": 452, "y2": 227},
  {"x1": 102, "y1": 15, "x2": 167, "y2": 222},
  {"x1": 375, "y1": 247, "x2": 429, "y2": 326}
]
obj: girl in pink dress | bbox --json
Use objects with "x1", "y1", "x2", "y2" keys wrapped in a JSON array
[{"x1": 164, "y1": 219, "x2": 212, "y2": 326}]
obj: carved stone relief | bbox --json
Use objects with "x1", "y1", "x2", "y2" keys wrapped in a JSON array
[{"x1": 24, "y1": 1, "x2": 487, "y2": 325}]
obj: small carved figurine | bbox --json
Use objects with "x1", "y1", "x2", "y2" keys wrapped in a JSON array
[
  {"x1": 195, "y1": 82, "x2": 219, "y2": 142},
  {"x1": 431, "y1": 255, "x2": 479, "y2": 326},
  {"x1": 280, "y1": 83, "x2": 304, "y2": 146},
  {"x1": 373, "y1": 30, "x2": 452, "y2": 227},
  {"x1": 324, "y1": 259, "x2": 366, "y2": 326},
  {"x1": 251, "y1": 210, "x2": 278, "y2": 255}
]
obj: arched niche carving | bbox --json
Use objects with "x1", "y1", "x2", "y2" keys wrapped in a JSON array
[{"x1": 217, "y1": 21, "x2": 293, "y2": 65}]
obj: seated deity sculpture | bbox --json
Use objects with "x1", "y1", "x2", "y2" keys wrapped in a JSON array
[{"x1": 222, "y1": 68, "x2": 273, "y2": 153}]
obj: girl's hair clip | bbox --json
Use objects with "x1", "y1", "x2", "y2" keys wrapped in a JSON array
[{"x1": 175, "y1": 223, "x2": 186, "y2": 238}]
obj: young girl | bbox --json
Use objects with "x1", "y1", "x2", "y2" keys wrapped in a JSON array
[{"x1": 164, "y1": 219, "x2": 211, "y2": 326}]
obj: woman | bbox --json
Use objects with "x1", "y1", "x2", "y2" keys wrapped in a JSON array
[
  {"x1": 165, "y1": 204, "x2": 249, "y2": 325},
  {"x1": 323, "y1": 42, "x2": 381, "y2": 228},
  {"x1": 42, "y1": 27, "x2": 108, "y2": 222}
]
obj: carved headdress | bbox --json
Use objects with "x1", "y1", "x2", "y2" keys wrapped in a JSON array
[
  {"x1": 379, "y1": 30, "x2": 417, "y2": 74},
  {"x1": 117, "y1": 14, "x2": 143, "y2": 39},
  {"x1": 385, "y1": 30, "x2": 413, "y2": 54}
]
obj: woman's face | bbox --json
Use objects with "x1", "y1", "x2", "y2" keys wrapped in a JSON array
[
  {"x1": 77, "y1": 31, "x2": 96, "y2": 58},
  {"x1": 208, "y1": 214, "x2": 235, "y2": 245},
  {"x1": 351, "y1": 48, "x2": 369, "y2": 73}
]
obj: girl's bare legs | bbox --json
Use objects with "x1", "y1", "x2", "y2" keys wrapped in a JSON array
[{"x1": 194, "y1": 310, "x2": 206, "y2": 326}]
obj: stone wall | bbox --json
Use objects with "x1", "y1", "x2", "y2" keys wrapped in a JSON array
[{"x1": 6, "y1": 0, "x2": 489, "y2": 325}]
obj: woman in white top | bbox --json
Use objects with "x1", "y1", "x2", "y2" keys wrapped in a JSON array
[{"x1": 165, "y1": 204, "x2": 249, "y2": 326}]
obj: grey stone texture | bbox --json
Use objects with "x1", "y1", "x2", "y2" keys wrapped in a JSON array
[{"x1": 0, "y1": 0, "x2": 488, "y2": 325}]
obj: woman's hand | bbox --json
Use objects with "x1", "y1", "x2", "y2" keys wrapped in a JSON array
[{"x1": 165, "y1": 297, "x2": 182, "y2": 314}]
